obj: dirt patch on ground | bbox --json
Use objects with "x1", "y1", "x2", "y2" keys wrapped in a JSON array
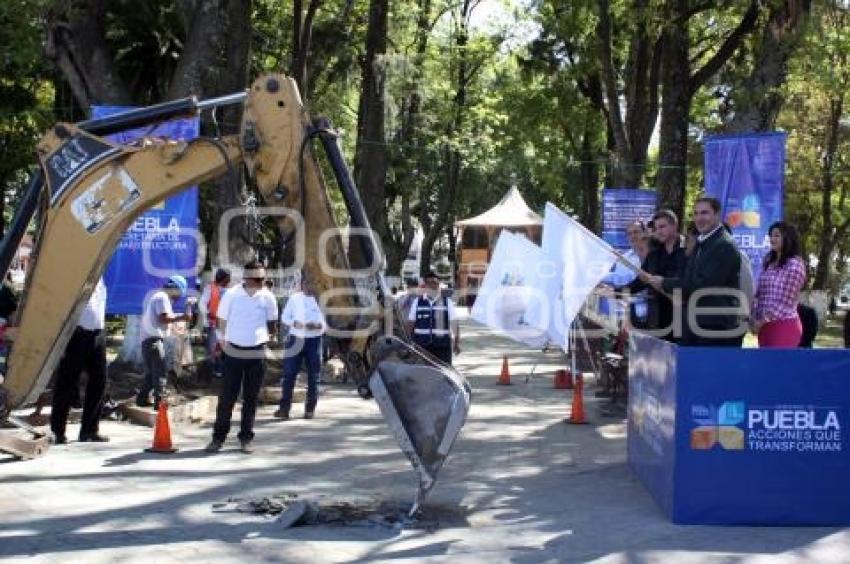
[{"x1": 213, "y1": 492, "x2": 470, "y2": 532}]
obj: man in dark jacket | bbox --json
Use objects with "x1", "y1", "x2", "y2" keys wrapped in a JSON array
[
  {"x1": 619, "y1": 209, "x2": 686, "y2": 342},
  {"x1": 647, "y1": 197, "x2": 744, "y2": 346}
]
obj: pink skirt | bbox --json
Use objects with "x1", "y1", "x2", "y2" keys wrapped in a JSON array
[{"x1": 758, "y1": 317, "x2": 803, "y2": 348}]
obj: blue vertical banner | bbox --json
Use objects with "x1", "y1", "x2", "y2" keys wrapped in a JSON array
[
  {"x1": 601, "y1": 188, "x2": 658, "y2": 250},
  {"x1": 704, "y1": 133, "x2": 786, "y2": 280},
  {"x1": 91, "y1": 106, "x2": 199, "y2": 314}
]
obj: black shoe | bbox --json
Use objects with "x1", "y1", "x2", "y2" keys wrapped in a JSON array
[
  {"x1": 51, "y1": 434, "x2": 67, "y2": 445},
  {"x1": 273, "y1": 409, "x2": 289, "y2": 420},
  {"x1": 79, "y1": 433, "x2": 110, "y2": 443},
  {"x1": 304, "y1": 411, "x2": 314, "y2": 420}
]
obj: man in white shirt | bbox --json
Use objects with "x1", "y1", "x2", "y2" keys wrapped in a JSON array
[
  {"x1": 600, "y1": 220, "x2": 649, "y2": 324},
  {"x1": 405, "y1": 271, "x2": 460, "y2": 364},
  {"x1": 50, "y1": 277, "x2": 109, "y2": 444},
  {"x1": 206, "y1": 261, "x2": 278, "y2": 453},
  {"x1": 136, "y1": 275, "x2": 192, "y2": 409},
  {"x1": 275, "y1": 275, "x2": 326, "y2": 420}
]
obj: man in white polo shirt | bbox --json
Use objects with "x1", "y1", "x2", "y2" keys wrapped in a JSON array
[
  {"x1": 50, "y1": 277, "x2": 109, "y2": 444},
  {"x1": 275, "y1": 274, "x2": 326, "y2": 420},
  {"x1": 206, "y1": 260, "x2": 278, "y2": 454}
]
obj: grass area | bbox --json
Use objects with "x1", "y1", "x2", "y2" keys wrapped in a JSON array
[{"x1": 815, "y1": 310, "x2": 848, "y2": 349}]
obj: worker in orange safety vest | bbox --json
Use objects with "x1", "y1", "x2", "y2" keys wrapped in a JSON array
[{"x1": 200, "y1": 268, "x2": 231, "y2": 377}]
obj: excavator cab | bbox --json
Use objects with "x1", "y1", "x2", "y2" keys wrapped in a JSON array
[{"x1": 0, "y1": 74, "x2": 470, "y2": 507}]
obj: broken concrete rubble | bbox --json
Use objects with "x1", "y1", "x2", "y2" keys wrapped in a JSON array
[{"x1": 212, "y1": 493, "x2": 468, "y2": 532}]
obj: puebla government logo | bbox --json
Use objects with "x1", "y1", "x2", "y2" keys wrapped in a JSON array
[
  {"x1": 690, "y1": 401, "x2": 842, "y2": 453},
  {"x1": 691, "y1": 401, "x2": 746, "y2": 450}
]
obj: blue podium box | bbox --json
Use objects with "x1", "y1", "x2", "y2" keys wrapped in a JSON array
[{"x1": 628, "y1": 332, "x2": 850, "y2": 525}]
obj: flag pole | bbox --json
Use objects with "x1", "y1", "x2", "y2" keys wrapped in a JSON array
[{"x1": 570, "y1": 316, "x2": 577, "y2": 377}]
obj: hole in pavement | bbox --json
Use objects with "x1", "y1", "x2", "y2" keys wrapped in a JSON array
[{"x1": 212, "y1": 492, "x2": 470, "y2": 532}]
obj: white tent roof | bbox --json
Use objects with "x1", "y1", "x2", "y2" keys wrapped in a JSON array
[{"x1": 455, "y1": 187, "x2": 542, "y2": 227}]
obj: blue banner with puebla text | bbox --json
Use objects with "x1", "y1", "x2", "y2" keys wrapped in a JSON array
[
  {"x1": 91, "y1": 106, "x2": 199, "y2": 314},
  {"x1": 704, "y1": 132, "x2": 786, "y2": 280},
  {"x1": 601, "y1": 188, "x2": 658, "y2": 250}
]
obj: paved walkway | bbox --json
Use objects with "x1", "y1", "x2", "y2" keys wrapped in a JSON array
[{"x1": 1, "y1": 315, "x2": 849, "y2": 562}]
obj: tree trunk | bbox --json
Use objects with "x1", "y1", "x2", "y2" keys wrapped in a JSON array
[
  {"x1": 656, "y1": 0, "x2": 759, "y2": 218},
  {"x1": 167, "y1": 0, "x2": 227, "y2": 99},
  {"x1": 380, "y1": 0, "x2": 430, "y2": 276},
  {"x1": 726, "y1": 0, "x2": 812, "y2": 132},
  {"x1": 352, "y1": 0, "x2": 389, "y2": 271},
  {"x1": 200, "y1": 0, "x2": 255, "y2": 268},
  {"x1": 595, "y1": 0, "x2": 661, "y2": 188},
  {"x1": 292, "y1": 0, "x2": 322, "y2": 95},
  {"x1": 420, "y1": 0, "x2": 473, "y2": 277},
  {"x1": 579, "y1": 122, "x2": 600, "y2": 231},
  {"x1": 812, "y1": 97, "x2": 846, "y2": 289},
  {"x1": 656, "y1": 5, "x2": 690, "y2": 218},
  {"x1": 45, "y1": 0, "x2": 133, "y2": 106}
]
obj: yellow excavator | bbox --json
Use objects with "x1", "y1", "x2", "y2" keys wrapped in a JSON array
[{"x1": 0, "y1": 73, "x2": 471, "y2": 509}]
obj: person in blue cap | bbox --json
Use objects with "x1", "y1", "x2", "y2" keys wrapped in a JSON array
[{"x1": 136, "y1": 275, "x2": 193, "y2": 409}]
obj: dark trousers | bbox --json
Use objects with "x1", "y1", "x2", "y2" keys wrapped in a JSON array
[
  {"x1": 50, "y1": 327, "x2": 107, "y2": 438},
  {"x1": 414, "y1": 335, "x2": 453, "y2": 365},
  {"x1": 280, "y1": 336, "x2": 321, "y2": 415},
  {"x1": 212, "y1": 347, "x2": 266, "y2": 442},
  {"x1": 139, "y1": 337, "x2": 167, "y2": 403},
  {"x1": 205, "y1": 326, "x2": 223, "y2": 376},
  {"x1": 426, "y1": 344, "x2": 452, "y2": 364}
]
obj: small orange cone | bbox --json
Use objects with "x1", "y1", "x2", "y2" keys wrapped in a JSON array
[
  {"x1": 554, "y1": 368, "x2": 574, "y2": 390},
  {"x1": 566, "y1": 373, "x2": 588, "y2": 425},
  {"x1": 498, "y1": 355, "x2": 512, "y2": 385},
  {"x1": 145, "y1": 400, "x2": 178, "y2": 453}
]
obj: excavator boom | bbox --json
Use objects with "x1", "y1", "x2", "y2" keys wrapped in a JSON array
[{"x1": 0, "y1": 74, "x2": 470, "y2": 506}]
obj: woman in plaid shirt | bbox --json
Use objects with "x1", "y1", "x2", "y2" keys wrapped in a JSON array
[{"x1": 752, "y1": 222, "x2": 807, "y2": 347}]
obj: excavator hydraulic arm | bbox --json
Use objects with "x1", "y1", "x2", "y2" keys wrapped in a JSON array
[{"x1": 0, "y1": 74, "x2": 470, "y2": 507}]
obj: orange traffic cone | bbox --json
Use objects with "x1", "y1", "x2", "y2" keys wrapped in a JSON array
[
  {"x1": 566, "y1": 373, "x2": 588, "y2": 425},
  {"x1": 498, "y1": 355, "x2": 512, "y2": 385},
  {"x1": 145, "y1": 400, "x2": 178, "y2": 453},
  {"x1": 554, "y1": 368, "x2": 574, "y2": 390}
]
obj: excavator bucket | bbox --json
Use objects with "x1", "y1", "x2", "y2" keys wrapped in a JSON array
[
  {"x1": 368, "y1": 337, "x2": 471, "y2": 511},
  {"x1": 309, "y1": 109, "x2": 472, "y2": 508}
]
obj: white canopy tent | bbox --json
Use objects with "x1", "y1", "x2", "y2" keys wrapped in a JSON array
[
  {"x1": 454, "y1": 186, "x2": 543, "y2": 304},
  {"x1": 455, "y1": 186, "x2": 543, "y2": 228}
]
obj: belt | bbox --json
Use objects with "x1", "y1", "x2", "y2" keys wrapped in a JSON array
[
  {"x1": 76, "y1": 327, "x2": 102, "y2": 335},
  {"x1": 229, "y1": 343, "x2": 267, "y2": 350}
]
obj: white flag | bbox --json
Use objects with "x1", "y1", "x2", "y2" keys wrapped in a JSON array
[
  {"x1": 526, "y1": 203, "x2": 618, "y2": 351},
  {"x1": 471, "y1": 231, "x2": 549, "y2": 347}
]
